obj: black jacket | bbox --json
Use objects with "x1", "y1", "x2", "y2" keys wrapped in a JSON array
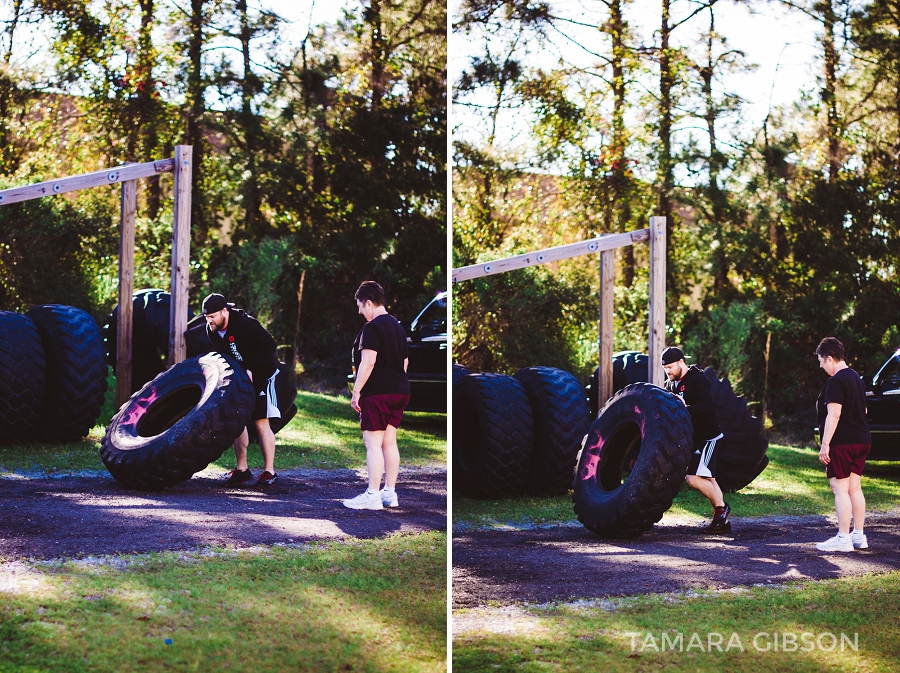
[
  {"x1": 205, "y1": 309, "x2": 278, "y2": 390},
  {"x1": 664, "y1": 365, "x2": 722, "y2": 442}
]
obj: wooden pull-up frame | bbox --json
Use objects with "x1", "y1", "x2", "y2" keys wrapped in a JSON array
[
  {"x1": 0, "y1": 146, "x2": 193, "y2": 408},
  {"x1": 451, "y1": 216, "x2": 666, "y2": 411}
]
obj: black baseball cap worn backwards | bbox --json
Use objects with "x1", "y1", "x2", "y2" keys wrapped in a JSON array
[
  {"x1": 661, "y1": 346, "x2": 686, "y2": 365},
  {"x1": 202, "y1": 293, "x2": 235, "y2": 315}
]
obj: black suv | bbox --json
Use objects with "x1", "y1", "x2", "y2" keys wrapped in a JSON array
[
  {"x1": 865, "y1": 348, "x2": 900, "y2": 459},
  {"x1": 349, "y1": 291, "x2": 447, "y2": 413}
]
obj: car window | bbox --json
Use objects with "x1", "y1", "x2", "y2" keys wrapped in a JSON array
[
  {"x1": 412, "y1": 295, "x2": 447, "y2": 336},
  {"x1": 874, "y1": 352, "x2": 900, "y2": 391}
]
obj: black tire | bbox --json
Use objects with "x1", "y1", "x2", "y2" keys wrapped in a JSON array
[
  {"x1": 573, "y1": 383, "x2": 693, "y2": 538},
  {"x1": 452, "y1": 373, "x2": 534, "y2": 498},
  {"x1": 0, "y1": 312, "x2": 46, "y2": 440},
  {"x1": 703, "y1": 368, "x2": 769, "y2": 491},
  {"x1": 514, "y1": 366, "x2": 591, "y2": 495},
  {"x1": 101, "y1": 352, "x2": 256, "y2": 490},
  {"x1": 103, "y1": 289, "x2": 195, "y2": 394},
  {"x1": 452, "y1": 363, "x2": 472, "y2": 386},
  {"x1": 27, "y1": 304, "x2": 108, "y2": 441},
  {"x1": 586, "y1": 351, "x2": 650, "y2": 416},
  {"x1": 246, "y1": 362, "x2": 299, "y2": 441}
]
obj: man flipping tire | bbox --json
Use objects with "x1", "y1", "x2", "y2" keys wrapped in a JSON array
[
  {"x1": 202, "y1": 293, "x2": 281, "y2": 490},
  {"x1": 662, "y1": 347, "x2": 731, "y2": 534}
]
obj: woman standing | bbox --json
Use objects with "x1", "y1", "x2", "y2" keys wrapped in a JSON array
[{"x1": 815, "y1": 337, "x2": 872, "y2": 552}]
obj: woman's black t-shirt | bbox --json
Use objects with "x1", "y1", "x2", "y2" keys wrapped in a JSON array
[
  {"x1": 816, "y1": 367, "x2": 871, "y2": 445},
  {"x1": 353, "y1": 314, "x2": 410, "y2": 397}
]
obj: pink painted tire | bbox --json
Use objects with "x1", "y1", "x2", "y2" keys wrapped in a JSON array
[
  {"x1": 572, "y1": 383, "x2": 693, "y2": 538},
  {"x1": 100, "y1": 353, "x2": 255, "y2": 490}
]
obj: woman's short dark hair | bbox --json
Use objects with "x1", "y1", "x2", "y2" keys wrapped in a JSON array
[
  {"x1": 816, "y1": 336, "x2": 845, "y2": 362},
  {"x1": 355, "y1": 281, "x2": 385, "y2": 306}
]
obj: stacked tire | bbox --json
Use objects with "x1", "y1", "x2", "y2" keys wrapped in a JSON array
[
  {"x1": 0, "y1": 305, "x2": 108, "y2": 443},
  {"x1": 102, "y1": 289, "x2": 194, "y2": 395},
  {"x1": 452, "y1": 365, "x2": 591, "y2": 498}
]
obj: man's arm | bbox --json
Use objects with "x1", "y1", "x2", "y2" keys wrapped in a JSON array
[{"x1": 351, "y1": 349, "x2": 377, "y2": 412}]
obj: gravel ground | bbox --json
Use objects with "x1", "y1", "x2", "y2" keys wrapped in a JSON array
[
  {"x1": 453, "y1": 510, "x2": 900, "y2": 611},
  {"x1": 0, "y1": 466, "x2": 446, "y2": 561}
]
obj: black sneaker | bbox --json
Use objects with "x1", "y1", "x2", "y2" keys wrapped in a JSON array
[
  {"x1": 224, "y1": 468, "x2": 253, "y2": 487},
  {"x1": 702, "y1": 502, "x2": 732, "y2": 534},
  {"x1": 252, "y1": 471, "x2": 278, "y2": 490}
]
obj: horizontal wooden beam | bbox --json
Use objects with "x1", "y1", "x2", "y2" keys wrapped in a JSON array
[
  {"x1": 0, "y1": 158, "x2": 174, "y2": 206},
  {"x1": 451, "y1": 228, "x2": 650, "y2": 283}
]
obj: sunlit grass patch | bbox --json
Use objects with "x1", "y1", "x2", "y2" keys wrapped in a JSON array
[
  {"x1": 0, "y1": 531, "x2": 447, "y2": 672},
  {"x1": 453, "y1": 571, "x2": 900, "y2": 673},
  {"x1": 453, "y1": 443, "x2": 900, "y2": 528}
]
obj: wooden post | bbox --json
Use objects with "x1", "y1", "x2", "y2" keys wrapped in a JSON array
[
  {"x1": 598, "y1": 249, "x2": 615, "y2": 412},
  {"x1": 648, "y1": 216, "x2": 666, "y2": 387},
  {"x1": 115, "y1": 179, "x2": 137, "y2": 408},
  {"x1": 169, "y1": 145, "x2": 192, "y2": 365}
]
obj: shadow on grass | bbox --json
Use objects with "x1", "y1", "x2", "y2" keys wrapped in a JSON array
[{"x1": 0, "y1": 533, "x2": 446, "y2": 673}]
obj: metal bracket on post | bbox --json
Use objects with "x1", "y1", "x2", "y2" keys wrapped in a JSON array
[
  {"x1": 168, "y1": 145, "x2": 192, "y2": 366},
  {"x1": 115, "y1": 178, "x2": 137, "y2": 408},
  {"x1": 648, "y1": 216, "x2": 667, "y2": 387}
]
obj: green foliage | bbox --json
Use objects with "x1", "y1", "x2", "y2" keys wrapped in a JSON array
[{"x1": 0, "y1": 0, "x2": 446, "y2": 361}]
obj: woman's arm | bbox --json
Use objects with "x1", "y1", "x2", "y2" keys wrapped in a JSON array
[{"x1": 819, "y1": 402, "x2": 842, "y2": 465}]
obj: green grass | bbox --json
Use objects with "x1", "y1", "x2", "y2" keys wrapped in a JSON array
[
  {"x1": 0, "y1": 387, "x2": 446, "y2": 474},
  {"x1": 453, "y1": 443, "x2": 900, "y2": 528},
  {"x1": 0, "y1": 531, "x2": 446, "y2": 673},
  {"x1": 453, "y1": 571, "x2": 900, "y2": 672}
]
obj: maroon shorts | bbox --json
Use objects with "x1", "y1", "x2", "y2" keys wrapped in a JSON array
[
  {"x1": 826, "y1": 443, "x2": 870, "y2": 480},
  {"x1": 359, "y1": 394, "x2": 409, "y2": 432}
]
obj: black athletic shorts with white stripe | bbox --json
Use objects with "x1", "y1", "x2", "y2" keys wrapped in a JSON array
[
  {"x1": 687, "y1": 432, "x2": 724, "y2": 478},
  {"x1": 250, "y1": 369, "x2": 282, "y2": 422}
]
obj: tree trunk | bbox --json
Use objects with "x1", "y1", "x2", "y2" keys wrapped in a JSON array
[
  {"x1": 186, "y1": 0, "x2": 207, "y2": 237},
  {"x1": 292, "y1": 268, "x2": 306, "y2": 382},
  {"x1": 658, "y1": 0, "x2": 674, "y2": 276},
  {"x1": 368, "y1": 0, "x2": 386, "y2": 109},
  {"x1": 0, "y1": 0, "x2": 22, "y2": 172},
  {"x1": 821, "y1": 0, "x2": 840, "y2": 181},
  {"x1": 703, "y1": 7, "x2": 728, "y2": 295},
  {"x1": 608, "y1": 0, "x2": 634, "y2": 285},
  {"x1": 238, "y1": 0, "x2": 263, "y2": 238}
]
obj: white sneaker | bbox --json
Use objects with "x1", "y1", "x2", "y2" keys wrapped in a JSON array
[
  {"x1": 852, "y1": 532, "x2": 868, "y2": 549},
  {"x1": 380, "y1": 489, "x2": 398, "y2": 507},
  {"x1": 816, "y1": 534, "x2": 854, "y2": 552},
  {"x1": 342, "y1": 490, "x2": 384, "y2": 510}
]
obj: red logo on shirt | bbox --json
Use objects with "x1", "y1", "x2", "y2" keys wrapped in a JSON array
[{"x1": 229, "y1": 336, "x2": 235, "y2": 343}]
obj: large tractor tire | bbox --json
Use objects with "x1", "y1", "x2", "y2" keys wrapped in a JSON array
[
  {"x1": 0, "y1": 312, "x2": 46, "y2": 440},
  {"x1": 586, "y1": 351, "x2": 650, "y2": 416},
  {"x1": 452, "y1": 363, "x2": 472, "y2": 386},
  {"x1": 101, "y1": 353, "x2": 256, "y2": 490},
  {"x1": 573, "y1": 383, "x2": 693, "y2": 538},
  {"x1": 514, "y1": 366, "x2": 591, "y2": 495},
  {"x1": 103, "y1": 289, "x2": 195, "y2": 395},
  {"x1": 27, "y1": 304, "x2": 108, "y2": 441},
  {"x1": 703, "y1": 368, "x2": 769, "y2": 491},
  {"x1": 453, "y1": 373, "x2": 534, "y2": 498}
]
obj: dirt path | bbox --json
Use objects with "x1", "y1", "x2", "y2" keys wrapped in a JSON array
[
  {"x1": 453, "y1": 513, "x2": 900, "y2": 608},
  {"x1": 0, "y1": 467, "x2": 446, "y2": 560}
]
